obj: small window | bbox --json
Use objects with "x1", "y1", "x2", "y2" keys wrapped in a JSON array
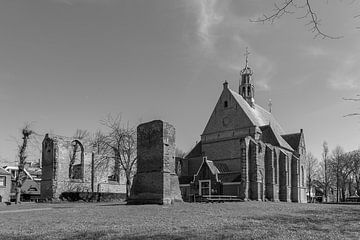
[
  {"x1": 28, "y1": 187, "x2": 38, "y2": 192},
  {"x1": 224, "y1": 101, "x2": 228, "y2": 108},
  {"x1": 0, "y1": 176, "x2": 6, "y2": 187}
]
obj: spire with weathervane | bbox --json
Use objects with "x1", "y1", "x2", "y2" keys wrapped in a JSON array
[{"x1": 239, "y1": 47, "x2": 255, "y2": 108}]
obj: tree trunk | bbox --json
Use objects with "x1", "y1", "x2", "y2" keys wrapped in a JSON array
[
  {"x1": 308, "y1": 179, "x2": 311, "y2": 203},
  {"x1": 125, "y1": 171, "x2": 131, "y2": 200},
  {"x1": 341, "y1": 186, "x2": 346, "y2": 202},
  {"x1": 114, "y1": 149, "x2": 121, "y2": 183},
  {"x1": 324, "y1": 158, "x2": 327, "y2": 202},
  {"x1": 15, "y1": 187, "x2": 21, "y2": 204},
  {"x1": 15, "y1": 127, "x2": 32, "y2": 204}
]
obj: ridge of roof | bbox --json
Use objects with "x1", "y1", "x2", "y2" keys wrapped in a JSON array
[
  {"x1": 206, "y1": 160, "x2": 220, "y2": 175},
  {"x1": 229, "y1": 89, "x2": 259, "y2": 126},
  {"x1": 228, "y1": 89, "x2": 285, "y2": 135},
  {"x1": 185, "y1": 141, "x2": 202, "y2": 159}
]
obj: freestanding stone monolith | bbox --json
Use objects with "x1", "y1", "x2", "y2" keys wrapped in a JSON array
[{"x1": 128, "y1": 120, "x2": 183, "y2": 204}]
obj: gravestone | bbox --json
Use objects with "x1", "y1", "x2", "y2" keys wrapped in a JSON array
[{"x1": 128, "y1": 120, "x2": 183, "y2": 204}]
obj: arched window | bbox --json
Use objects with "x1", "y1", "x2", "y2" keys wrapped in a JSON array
[
  {"x1": 247, "y1": 86, "x2": 251, "y2": 96},
  {"x1": 301, "y1": 166, "x2": 304, "y2": 187},
  {"x1": 69, "y1": 140, "x2": 84, "y2": 180},
  {"x1": 224, "y1": 101, "x2": 228, "y2": 108},
  {"x1": 286, "y1": 156, "x2": 290, "y2": 185},
  {"x1": 273, "y1": 151, "x2": 277, "y2": 184},
  {"x1": 243, "y1": 87, "x2": 246, "y2": 95}
]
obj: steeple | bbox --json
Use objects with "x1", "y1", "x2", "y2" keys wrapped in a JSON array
[{"x1": 239, "y1": 47, "x2": 255, "y2": 107}]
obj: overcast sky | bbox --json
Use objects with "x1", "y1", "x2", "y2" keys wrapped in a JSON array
[{"x1": 0, "y1": 0, "x2": 359, "y2": 163}]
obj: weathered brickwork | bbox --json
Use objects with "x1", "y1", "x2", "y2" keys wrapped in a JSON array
[
  {"x1": 41, "y1": 134, "x2": 126, "y2": 201},
  {"x1": 129, "y1": 120, "x2": 182, "y2": 205}
]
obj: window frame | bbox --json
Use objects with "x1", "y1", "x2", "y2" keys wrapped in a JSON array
[{"x1": 0, "y1": 176, "x2": 6, "y2": 187}]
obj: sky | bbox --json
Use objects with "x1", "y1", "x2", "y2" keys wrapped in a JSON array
[{"x1": 0, "y1": 0, "x2": 360, "y2": 164}]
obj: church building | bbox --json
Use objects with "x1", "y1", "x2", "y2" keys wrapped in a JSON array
[{"x1": 177, "y1": 53, "x2": 307, "y2": 203}]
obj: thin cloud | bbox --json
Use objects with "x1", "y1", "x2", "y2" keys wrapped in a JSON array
[
  {"x1": 184, "y1": 1, "x2": 275, "y2": 89},
  {"x1": 328, "y1": 54, "x2": 360, "y2": 90},
  {"x1": 51, "y1": 0, "x2": 113, "y2": 5},
  {"x1": 302, "y1": 46, "x2": 328, "y2": 57},
  {"x1": 185, "y1": 0, "x2": 223, "y2": 52}
]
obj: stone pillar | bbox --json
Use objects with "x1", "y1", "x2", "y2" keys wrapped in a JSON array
[
  {"x1": 240, "y1": 139, "x2": 248, "y2": 200},
  {"x1": 291, "y1": 155, "x2": 300, "y2": 202},
  {"x1": 128, "y1": 120, "x2": 183, "y2": 205},
  {"x1": 41, "y1": 134, "x2": 58, "y2": 200},
  {"x1": 265, "y1": 146, "x2": 275, "y2": 201},
  {"x1": 273, "y1": 149, "x2": 280, "y2": 202},
  {"x1": 279, "y1": 151, "x2": 291, "y2": 202},
  {"x1": 248, "y1": 140, "x2": 259, "y2": 200}
]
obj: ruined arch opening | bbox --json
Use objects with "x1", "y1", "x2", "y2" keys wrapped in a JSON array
[{"x1": 69, "y1": 139, "x2": 85, "y2": 180}]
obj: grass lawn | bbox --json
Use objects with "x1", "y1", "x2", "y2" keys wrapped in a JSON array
[{"x1": 0, "y1": 201, "x2": 359, "y2": 240}]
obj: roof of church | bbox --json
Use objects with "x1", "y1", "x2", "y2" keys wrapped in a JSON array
[
  {"x1": 213, "y1": 162, "x2": 230, "y2": 172},
  {"x1": 260, "y1": 125, "x2": 293, "y2": 151},
  {"x1": 185, "y1": 141, "x2": 202, "y2": 158},
  {"x1": 206, "y1": 160, "x2": 220, "y2": 175},
  {"x1": 228, "y1": 88, "x2": 296, "y2": 151},
  {"x1": 229, "y1": 89, "x2": 285, "y2": 135},
  {"x1": 218, "y1": 172, "x2": 242, "y2": 182},
  {"x1": 282, "y1": 133, "x2": 302, "y2": 151}
]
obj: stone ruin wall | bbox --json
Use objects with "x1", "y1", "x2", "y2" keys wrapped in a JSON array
[
  {"x1": 129, "y1": 120, "x2": 182, "y2": 204},
  {"x1": 41, "y1": 134, "x2": 126, "y2": 201}
]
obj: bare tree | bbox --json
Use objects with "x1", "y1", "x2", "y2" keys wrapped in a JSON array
[
  {"x1": 321, "y1": 141, "x2": 330, "y2": 202},
  {"x1": 329, "y1": 146, "x2": 354, "y2": 202},
  {"x1": 15, "y1": 125, "x2": 33, "y2": 204},
  {"x1": 350, "y1": 149, "x2": 360, "y2": 195},
  {"x1": 175, "y1": 148, "x2": 187, "y2": 158},
  {"x1": 305, "y1": 152, "x2": 319, "y2": 202},
  {"x1": 98, "y1": 114, "x2": 137, "y2": 199},
  {"x1": 253, "y1": 0, "x2": 357, "y2": 39}
]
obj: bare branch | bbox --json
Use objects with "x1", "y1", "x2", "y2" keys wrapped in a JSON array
[
  {"x1": 97, "y1": 114, "x2": 137, "y2": 198},
  {"x1": 250, "y1": 0, "x2": 296, "y2": 24},
  {"x1": 252, "y1": 0, "x2": 343, "y2": 39},
  {"x1": 343, "y1": 113, "x2": 360, "y2": 117},
  {"x1": 343, "y1": 97, "x2": 360, "y2": 101}
]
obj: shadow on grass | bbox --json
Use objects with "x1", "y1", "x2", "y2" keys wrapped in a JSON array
[
  {"x1": 97, "y1": 203, "x2": 126, "y2": 207},
  {"x1": 0, "y1": 229, "x2": 268, "y2": 240},
  {"x1": 0, "y1": 235, "x2": 38, "y2": 240},
  {"x1": 64, "y1": 230, "x2": 199, "y2": 240},
  {"x1": 248, "y1": 206, "x2": 360, "y2": 239},
  {"x1": 0, "y1": 231, "x2": 198, "y2": 240}
]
